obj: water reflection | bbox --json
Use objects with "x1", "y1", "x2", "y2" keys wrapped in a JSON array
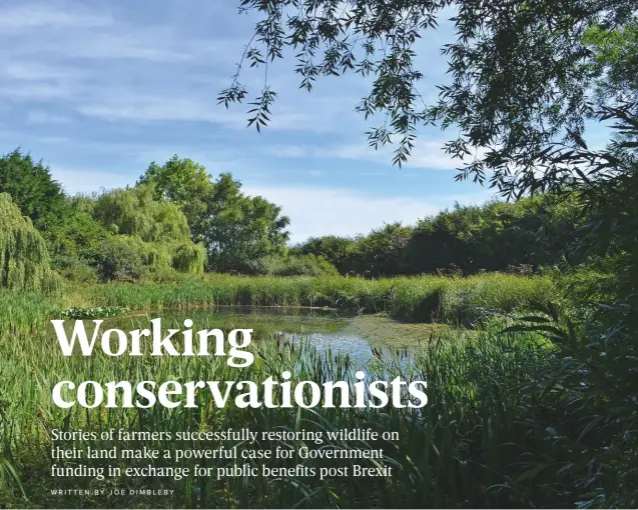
[
  {"x1": 281, "y1": 331, "x2": 414, "y2": 367},
  {"x1": 78, "y1": 306, "x2": 437, "y2": 368}
]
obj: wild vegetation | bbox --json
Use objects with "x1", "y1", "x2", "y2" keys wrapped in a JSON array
[
  {"x1": 292, "y1": 193, "x2": 585, "y2": 277},
  {"x1": 61, "y1": 272, "x2": 555, "y2": 324},
  {"x1": 1, "y1": 1, "x2": 637, "y2": 508},
  {"x1": 0, "y1": 299, "x2": 577, "y2": 508}
]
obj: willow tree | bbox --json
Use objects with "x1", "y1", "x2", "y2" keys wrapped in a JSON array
[
  {"x1": 220, "y1": 4, "x2": 638, "y2": 508},
  {"x1": 88, "y1": 185, "x2": 207, "y2": 277},
  {"x1": 0, "y1": 193, "x2": 60, "y2": 292}
]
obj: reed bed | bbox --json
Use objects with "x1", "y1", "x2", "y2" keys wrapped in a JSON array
[
  {"x1": 0, "y1": 310, "x2": 567, "y2": 508},
  {"x1": 0, "y1": 274, "x2": 578, "y2": 508},
  {"x1": 0, "y1": 278, "x2": 631, "y2": 508},
  {"x1": 72, "y1": 273, "x2": 557, "y2": 324}
]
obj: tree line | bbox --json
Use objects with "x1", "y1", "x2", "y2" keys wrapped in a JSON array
[
  {"x1": 292, "y1": 193, "x2": 585, "y2": 277},
  {"x1": 1, "y1": 148, "x2": 591, "y2": 284},
  {"x1": 0, "y1": 151, "x2": 288, "y2": 283}
]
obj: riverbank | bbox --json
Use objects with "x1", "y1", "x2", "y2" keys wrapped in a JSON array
[
  {"x1": 1, "y1": 272, "x2": 556, "y2": 345},
  {"x1": 62, "y1": 272, "x2": 558, "y2": 324}
]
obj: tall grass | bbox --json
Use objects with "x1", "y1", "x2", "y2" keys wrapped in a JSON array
[
  {"x1": 0, "y1": 309, "x2": 564, "y2": 508},
  {"x1": 71, "y1": 273, "x2": 557, "y2": 324},
  {"x1": 0, "y1": 282, "x2": 634, "y2": 508}
]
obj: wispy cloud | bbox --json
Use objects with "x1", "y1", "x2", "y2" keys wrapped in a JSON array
[
  {"x1": 2, "y1": 61, "x2": 82, "y2": 81},
  {"x1": 0, "y1": 2, "x2": 113, "y2": 31},
  {"x1": 75, "y1": 92, "x2": 356, "y2": 133},
  {"x1": 331, "y1": 140, "x2": 463, "y2": 170},
  {"x1": 25, "y1": 111, "x2": 72, "y2": 125},
  {"x1": 262, "y1": 139, "x2": 482, "y2": 171},
  {"x1": 0, "y1": 2, "x2": 243, "y2": 65},
  {"x1": 0, "y1": 60, "x2": 84, "y2": 102},
  {"x1": 243, "y1": 184, "x2": 441, "y2": 242}
]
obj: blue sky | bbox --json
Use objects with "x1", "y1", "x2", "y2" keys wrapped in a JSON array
[{"x1": 0, "y1": 0, "x2": 500, "y2": 242}]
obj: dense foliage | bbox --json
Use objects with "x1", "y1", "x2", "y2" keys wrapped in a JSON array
[
  {"x1": 293, "y1": 193, "x2": 585, "y2": 277},
  {"x1": 138, "y1": 155, "x2": 214, "y2": 240},
  {"x1": 0, "y1": 149, "x2": 67, "y2": 223},
  {"x1": 0, "y1": 150, "x2": 108, "y2": 272},
  {"x1": 82, "y1": 185, "x2": 207, "y2": 280},
  {"x1": 0, "y1": 150, "x2": 295, "y2": 280},
  {"x1": 0, "y1": 193, "x2": 61, "y2": 293},
  {"x1": 202, "y1": 173, "x2": 290, "y2": 273},
  {"x1": 138, "y1": 156, "x2": 291, "y2": 273}
]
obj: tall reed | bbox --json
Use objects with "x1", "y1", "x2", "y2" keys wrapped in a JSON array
[
  {"x1": 1, "y1": 311, "x2": 562, "y2": 508},
  {"x1": 74, "y1": 273, "x2": 557, "y2": 324}
]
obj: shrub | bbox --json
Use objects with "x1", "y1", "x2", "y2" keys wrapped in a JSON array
[
  {"x1": 52, "y1": 254, "x2": 99, "y2": 284},
  {"x1": 249, "y1": 254, "x2": 340, "y2": 277},
  {"x1": 171, "y1": 243, "x2": 207, "y2": 274},
  {"x1": 95, "y1": 237, "x2": 145, "y2": 282}
]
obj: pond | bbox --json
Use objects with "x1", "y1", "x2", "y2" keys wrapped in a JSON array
[{"x1": 75, "y1": 306, "x2": 450, "y2": 367}]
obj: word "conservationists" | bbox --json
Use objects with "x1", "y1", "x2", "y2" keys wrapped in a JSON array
[{"x1": 50, "y1": 319, "x2": 428, "y2": 410}]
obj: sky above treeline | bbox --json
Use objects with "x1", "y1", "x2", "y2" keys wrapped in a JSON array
[{"x1": 0, "y1": 0, "x2": 502, "y2": 242}]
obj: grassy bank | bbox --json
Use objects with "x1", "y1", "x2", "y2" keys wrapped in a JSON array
[{"x1": 65, "y1": 272, "x2": 558, "y2": 324}]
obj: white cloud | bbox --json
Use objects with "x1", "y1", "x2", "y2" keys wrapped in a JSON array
[
  {"x1": 0, "y1": 2, "x2": 112, "y2": 31},
  {"x1": 4, "y1": 28, "x2": 199, "y2": 64},
  {"x1": 76, "y1": 95, "x2": 248, "y2": 126},
  {"x1": 2, "y1": 61, "x2": 80, "y2": 81},
  {"x1": 404, "y1": 140, "x2": 488, "y2": 170},
  {"x1": 0, "y1": 83, "x2": 72, "y2": 100},
  {"x1": 331, "y1": 140, "x2": 461, "y2": 169},
  {"x1": 328, "y1": 140, "x2": 455, "y2": 170},
  {"x1": 0, "y1": 60, "x2": 85, "y2": 101},
  {"x1": 243, "y1": 184, "x2": 441, "y2": 242},
  {"x1": 75, "y1": 92, "x2": 353, "y2": 133},
  {"x1": 50, "y1": 167, "x2": 135, "y2": 195},
  {"x1": 263, "y1": 138, "x2": 487, "y2": 170},
  {"x1": 0, "y1": 3, "x2": 240, "y2": 64},
  {"x1": 45, "y1": 32, "x2": 193, "y2": 62},
  {"x1": 26, "y1": 111, "x2": 71, "y2": 125}
]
